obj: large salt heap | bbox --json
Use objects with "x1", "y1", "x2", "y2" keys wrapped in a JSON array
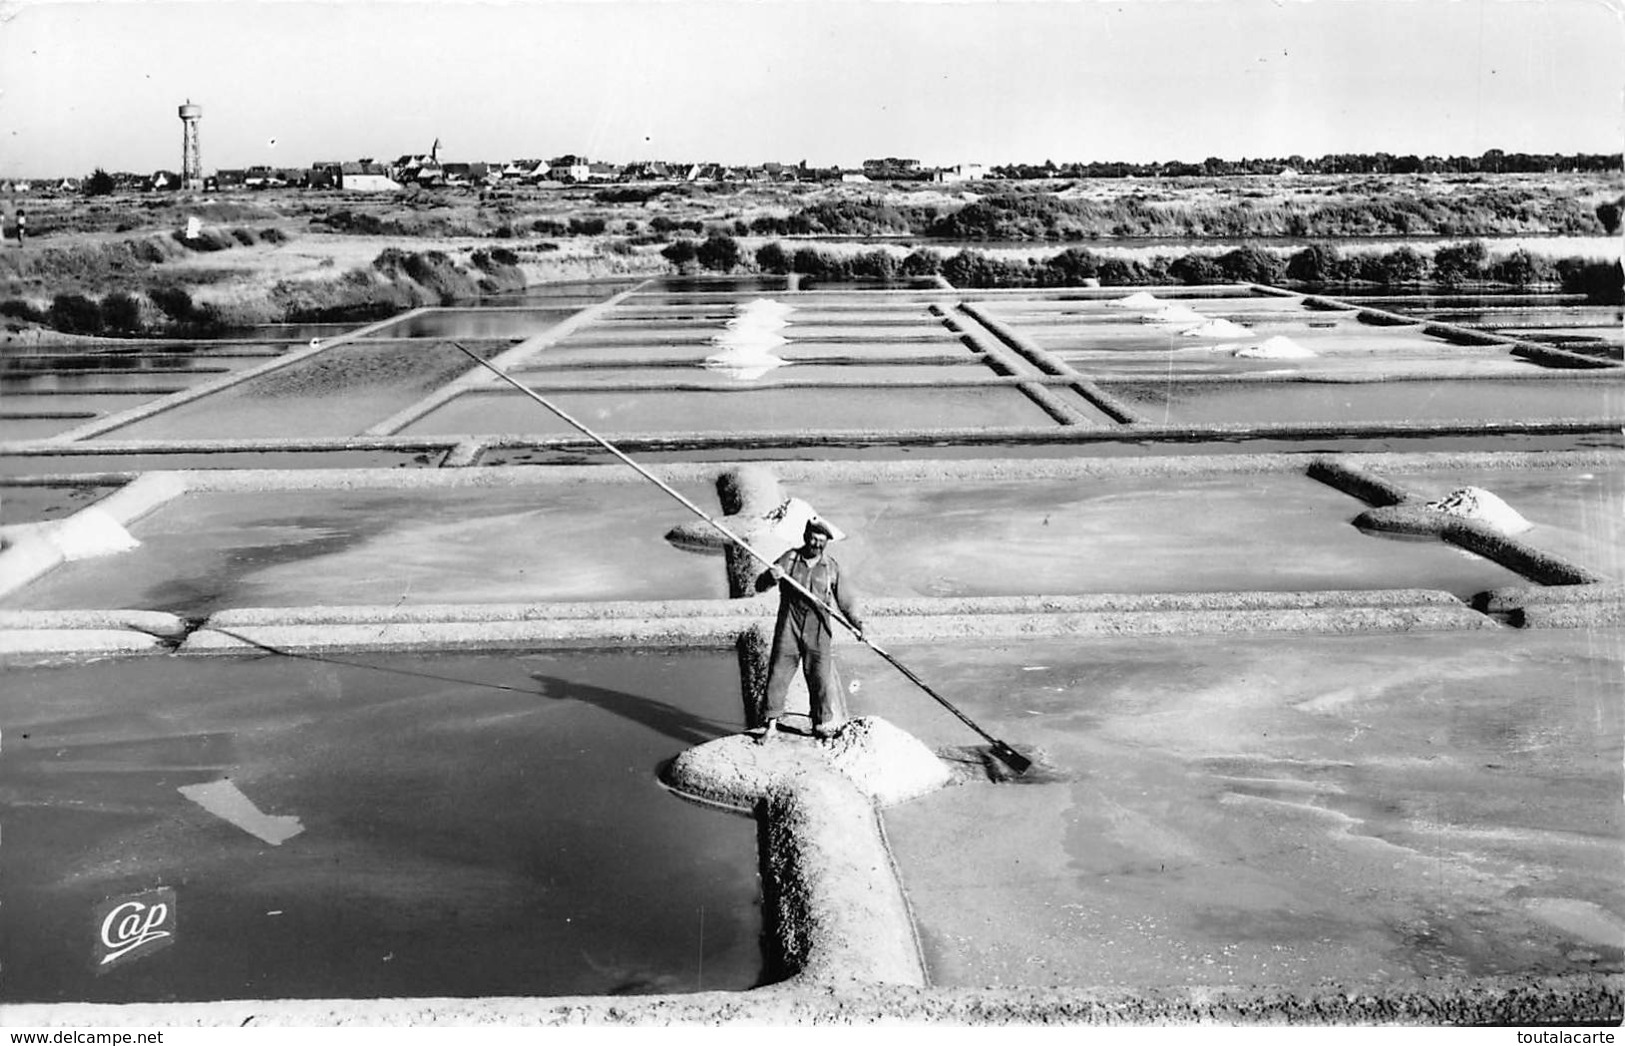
[
  {"x1": 1180, "y1": 318, "x2": 1252, "y2": 340},
  {"x1": 1234, "y1": 335, "x2": 1316, "y2": 358},
  {"x1": 703, "y1": 298, "x2": 795, "y2": 380},
  {"x1": 1425, "y1": 487, "x2": 1533, "y2": 535}
]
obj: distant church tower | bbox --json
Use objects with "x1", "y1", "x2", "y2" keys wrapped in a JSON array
[{"x1": 178, "y1": 100, "x2": 203, "y2": 190}]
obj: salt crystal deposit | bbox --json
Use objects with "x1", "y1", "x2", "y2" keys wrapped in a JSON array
[
  {"x1": 48, "y1": 508, "x2": 141, "y2": 561},
  {"x1": 1108, "y1": 291, "x2": 1163, "y2": 309},
  {"x1": 1234, "y1": 335, "x2": 1316, "y2": 359},
  {"x1": 1180, "y1": 318, "x2": 1252, "y2": 339},
  {"x1": 818, "y1": 717, "x2": 951, "y2": 806},
  {"x1": 1425, "y1": 487, "x2": 1533, "y2": 535},
  {"x1": 703, "y1": 300, "x2": 794, "y2": 380},
  {"x1": 1141, "y1": 304, "x2": 1206, "y2": 325}
]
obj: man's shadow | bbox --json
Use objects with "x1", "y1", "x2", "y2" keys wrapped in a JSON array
[{"x1": 527, "y1": 673, "x2": 735, "y2": 748}]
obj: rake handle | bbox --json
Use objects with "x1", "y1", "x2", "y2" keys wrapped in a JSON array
[{"x1": 450, "y1": 341, "x2": 1032, "y2": 774}]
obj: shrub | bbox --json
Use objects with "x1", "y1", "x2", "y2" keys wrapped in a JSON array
[
  {"x1": 100, "y1": 291, "x2": 143, "y2": 333},
  {"x1": 847, "y1": 249, "x2": 900, "y2": 281},
  {"x1": 660, "y1": 239, "x2": 698, "y2": 269},
  {"x1": 1488, "y1": 248, "x2": 1552, "y2": 287},
  {"x1": 1, "y1": 298, "x2": 44, "y2": 323},
  {"x1": 532, "y1": 218, "x2": 567, "y2": 236},
  {"x1": 84, "y1": 168, "x2": 116, "y2": 197},
  {"x1": 567, "y1": 216, "x2": 607, "y2": 236},
  {"x1": 129, "y1": 239, "x2": 163, "y2": 264},
  {"x1": 231, "y1": 227, "x2": 258, "y2": 246},
  {"x1": 260, "y1": 227, "x2": 288, "y2": 244},
  {"x1": 1040, "y1": 247, "x2": 1098, "y2": 284},
  {"x1": 148, "y1": 284, "x2": 196, "y2": 322},
  {"x1": 1597, "y1": 198, "x2": 1623, "y2": 236},
  {"x1": 173, "y1": 227, "x2": 234, "y2": 252},
  {"x1": 1555, "y1": 258, "x2": 1624, "y2": 304},
  {"x1": 695, "y1": 233, "x2": 741, "y2": 272},
  {"x1": 1217, "y1": 245, "x2": 1284, "y2": 284},
  {"x1": 1373, "y1": 247, "x2": 1427, "y2": 286},
  {"x1": 1096, "y1": 257, "x2": 1145, "y2": 286},
  {"x1": 1432, "y1": 240, "x2": 1488, "y2": 286},
  {"x1": 49, "y1": 293, "x2": 104, "y2": 335},
  {"x1": 1285, "y1": 244, "x2": 1343, "y2": 283},
  {"x1": 1168, "y1": 253, "x2": 1224, "y2": 285},
  {"x1": 901, "y1": 248, "x2": 944, "y2": 277},
  {"x1": 756, "y1": 242, "x2": 792, "y2": 274}
]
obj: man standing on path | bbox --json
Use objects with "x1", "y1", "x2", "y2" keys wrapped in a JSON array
[
  {"x1": 13, "y1": 209, "x2": 24, "y2": 247},
  {"x1": 752, "y1": 518, "x2": 865, "y2": 743}
]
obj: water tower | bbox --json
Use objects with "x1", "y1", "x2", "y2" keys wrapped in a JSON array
[{"x1": 178, "y1": 100, "x2": 203, "y2": 190}]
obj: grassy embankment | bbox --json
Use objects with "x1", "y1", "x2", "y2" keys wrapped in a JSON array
[{"x1": 3, "y1": 174, "x2": 1620, "y2": 342}]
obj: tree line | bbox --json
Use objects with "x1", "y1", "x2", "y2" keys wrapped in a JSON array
[
  {"x1": 736, "y1": 192, "x2": 1621, "y2": 241},
  {"x1": 662, "y1": 235, "x2": 1623, "y2": 302},
  {"x1": 991, "y1": 150, "x2": 1620, "y2": 180}
]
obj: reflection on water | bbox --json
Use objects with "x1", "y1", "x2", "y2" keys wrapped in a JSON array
[{"x1": 0, "y1": 650, "x2": 762, "y2": 1003}]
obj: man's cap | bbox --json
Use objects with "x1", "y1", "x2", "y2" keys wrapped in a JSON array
[{"x1": 804, "y1": 518, "x2": 836, "y2": 540}]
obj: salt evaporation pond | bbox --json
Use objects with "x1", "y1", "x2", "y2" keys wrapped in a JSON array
[
  {"x1": 860, "y1": 630, "x2": 1623, "y2": 988},
  {"x1": 97, "y1": 341, "x2": 513, "y2": 441},
  {"x1": 0, "y1": 449, "x2": 444, "y2": 479},
  {"x1": 510, "y1": 362, "x2": 994, "y2": 389},
  {"x1": 401, "y1": 385, "x2": 1082, "y2": 436},
  {"x1": 1377, "y1": 466, "x2": 1625, "y2": 579},
  {"x1": 367, "y1": 308, "x2": 578, "y2": 340},
  {"x1": 1109, "y1": 378, "x2": 1625, "y2": 426},
  {"x1": 533, "y1": 341, "x2": 973, "y2": 367},
  {"x1": 3, "y1": 373, "x2": 193, "y2": 394},
  {"x1": 3, "y1": 482, "x2": 726, "y2": 615},
  {"x1": 0, "y1": 483, "x2": 113, "y2": 524},
  {"x1": 771, "y1": 473, "x2": 1526, "y2": 599},
  {"x1": 0, "y1": 649, "x2": 763, "y2": 1003}
]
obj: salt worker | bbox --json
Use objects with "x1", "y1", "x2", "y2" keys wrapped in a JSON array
[{"x1": 752, "y1": 518, "x2": 865, "y2": 743}]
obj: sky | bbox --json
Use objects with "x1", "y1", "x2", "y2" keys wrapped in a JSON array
[{"x1": 1, "y1": 0, "x2": 1622, "y2": 178}]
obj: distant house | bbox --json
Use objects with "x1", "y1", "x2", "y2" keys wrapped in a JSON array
[
  {"x1": 862, "y1": 157, "x2": 922, "y2": 178},
  {"x1": 840, "y1": 172, "x2": 872, "y2": 184},
  {"x1": 586, "y1": 161, "x2": 620, "y2": 182},
  {"x1": 394, "y1": 153, "x2": 443, "y2": 185},
  {"x1": 213, "y1": 169, "x2": 248, "y2": 190},
  {"x1": 620, "y1": 161, "x2": 672, "y2": 182},
  {"x1": 244, "y1": 165, "x2": 289, "y2": 189},
  {"x1": 340, "y1": 160, "x2": 401, "y2": 192},
  {"x1": 441, "y1": 162, "x2": 490, "y2": 186},
  {"x1": 502, "y1": 159, "x2": 546, "y2": 182},
  {"x1": 547, "y1": 155, "x2": 590, "y2": 182},
  {"x1": 760, "y1": 162, "x2": 802, "y2": 182},
  {"x1": 307, "y1": 163, "x2": 343, "y2": 189},
  {"x1": 934, "y1": 163, "x2": 986, "y2": 182}
]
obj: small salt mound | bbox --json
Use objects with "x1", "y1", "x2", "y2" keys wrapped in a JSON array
[
  {"x1": 1180, "y1": 318, "x2": 1252, "y2": 339},
  {"x1": 702, "y1": 360, "x2": 786, "y2": 381},
  {"x1": 742, "y1": 298, "x2": 794, "y2": 318},
  {"x1": 1234, "y1": 335, "x2": 1316, "y2": 359},
  {"x1": 726, "y1": 315, "x2": 789, "y2": 333},
  {"x1": 1141, "y1": 304, "x2": 1205, "y2": 325},
  {"x1": 1108, "y1": 291, "x2": 1162, "y2": 310},
  {"x1": 711, "y1": 328, "x2": 788, "y2": 352},
  {"x1": 818, "y1": 717, "x2": 950, "y2": 806},
  {"x1": 48, "y1": 508, "x2": 140, "y2": 561},
  {"x1": 1425, "y1": 487, "x2": 1532, "y2": 535}
]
